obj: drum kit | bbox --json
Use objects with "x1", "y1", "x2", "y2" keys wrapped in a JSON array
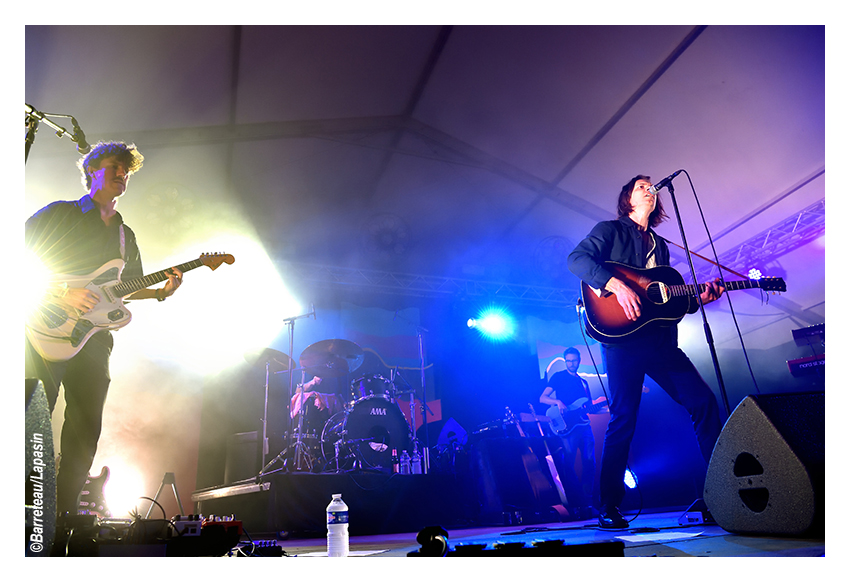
[{"x1": 245, "y1": 337, "x2": 418, "y2": 476}]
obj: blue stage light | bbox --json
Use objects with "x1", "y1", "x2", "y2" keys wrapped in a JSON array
[
  {"x1": 467, "y1": 306, "x2": 515, "y2": 342},
  {"x1": 624, "y1": 468, "x2": 638, "y2": 489}
]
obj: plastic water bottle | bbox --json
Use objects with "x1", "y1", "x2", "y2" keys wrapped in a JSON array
[
  {"x1": 411, "y1": 444, "x2": 422, "y2": 474},
  {"x1": 326, "y1": 493, "x2": 349, "y2": 557},
  {"x1": 400, "y1": 450, "x2": 411, "y2": 475}
]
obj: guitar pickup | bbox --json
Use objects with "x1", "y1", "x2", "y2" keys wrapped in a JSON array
[{"x1": 107, "y1": 309, "x2": 125, "y2": 322}]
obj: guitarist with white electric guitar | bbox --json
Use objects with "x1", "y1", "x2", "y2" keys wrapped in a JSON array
[
  {"x1": 25, "y1": 141, "x2": 231, "y2": 521},
  {"x1": 566, "y1": 173, "x2": 734, "y2": 530},
  {"x1": 539, "y1": 347, "x2": 605, "y2": 520}
]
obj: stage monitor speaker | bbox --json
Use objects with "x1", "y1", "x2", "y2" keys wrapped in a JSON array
[
  {"x1": 704, "y1": 391, "x2": 824, "y2": 537},
  {"x1": 25, "y1": 378, "x2": 56, "y2": 556}
]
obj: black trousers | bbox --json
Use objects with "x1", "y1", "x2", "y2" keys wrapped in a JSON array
[
  {"x1": 25, "y1": 331, "x2": 113, "y2": 516},
  {"x1": 598, "y1": 328, "x2": 722, "y2": 510}
]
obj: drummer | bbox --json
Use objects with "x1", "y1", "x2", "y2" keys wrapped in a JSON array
[{"x1": 290, "y1": 376, "x2": 344, "y2": 431}]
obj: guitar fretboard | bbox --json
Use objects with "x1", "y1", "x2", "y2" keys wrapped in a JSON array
[
  {"x1": 670, "y1": 279, "x2": 761, "y2": 297},
  {"x1": 111, "y1": 259, "x2": 204, "y2": 297}
]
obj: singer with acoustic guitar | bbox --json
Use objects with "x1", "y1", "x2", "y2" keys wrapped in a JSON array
[
  {"x1": 567, "y1": 174, "x2": 724, "y2": 530},
  {"x1": 25, "y1": 141, "x2": 185, "y2": 520}
]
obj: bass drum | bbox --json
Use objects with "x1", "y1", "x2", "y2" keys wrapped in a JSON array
[{"x1": 321, "y1": 396, "x2": 410, "y2": 473}]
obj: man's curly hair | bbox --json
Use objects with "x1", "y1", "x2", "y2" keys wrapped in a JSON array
[{"x1": 77, "y1": 141, "x2": 144, "y2": 191}]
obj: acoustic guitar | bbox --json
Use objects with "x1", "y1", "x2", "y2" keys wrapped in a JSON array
[{"x1": 581, "y1": 262, "x2": 785, "y2": 343}]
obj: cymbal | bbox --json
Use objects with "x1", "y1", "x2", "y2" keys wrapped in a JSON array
[
  {"x1": 299, "y1": 339, "x2": 364, "y2": 378},
  {"x1": 244, "y1": 348, "x2": 293, "y2": 373}
]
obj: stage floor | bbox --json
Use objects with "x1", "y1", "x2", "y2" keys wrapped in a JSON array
[{"x1": 250, "y1": 511, "x2": 824, "y2": 558}]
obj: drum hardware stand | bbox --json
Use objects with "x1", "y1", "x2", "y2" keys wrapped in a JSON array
[
  {"x1": 257, "y1": 306, "x2": 317, "y2": 479},
  {"x1": 243, "y1": 347, "x2": 294, "y2": 481},
  {"x1": 392, "y1": 312, "x2": 434, "y2": 473},
  {"x1": 259, "y1": 370, "x2": 316, "y2": 476},
  {"x1": 260, "y1": 358, "x2": 273, "y2": 475},
  {"x1": 393, "y1": 366, "x2": 434, "y2": 474},
  {"x1": 334, "y1": 441, "x2": 342, "y2": 473},
  {"x1": 287, "y1": 369, "x2": 316, "y2": 472},
  {"x1": 287, "y1": 306, "x2": 318, "y2": 472}
]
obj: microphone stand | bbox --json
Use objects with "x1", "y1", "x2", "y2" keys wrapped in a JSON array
[
  {"x1": 666, "y1": 179, "x2": 734, "y2": 528},
  {"x1": 663, "y1": 182, "x2": 731, "y2": 417},
  {"x1": 25, "y1": 108, "x2": 39, "y2": 163},
  {"x1": 24, "y1": 104, "x2": 89, "y2": 163}
]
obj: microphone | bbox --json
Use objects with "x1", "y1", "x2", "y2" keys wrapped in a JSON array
[
  {"x1": 310, "y1": 303, "x2": 316, "y2": 319},
  {"x1": 648, "y1": 170, "x2": 683, "y2": 195},
  {"x1": 71, "y1": 118, "x2": 91, "y2": 154}
]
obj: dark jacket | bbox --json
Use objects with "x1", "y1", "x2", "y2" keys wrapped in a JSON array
[
  {"x1": 567, "y1": 215, "x2": 669, "y2": 291},
  {"x1": 25, "y1": 194, "x2": 143, "y2": 279}
]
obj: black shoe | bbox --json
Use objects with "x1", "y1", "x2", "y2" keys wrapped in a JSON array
[{"x1": 598, "y1": 506, "x2": 629, "y2": 530}]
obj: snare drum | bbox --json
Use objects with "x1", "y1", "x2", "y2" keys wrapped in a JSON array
[
  {"x1": 348, "y1": 374, "x2": 394, "y2": 402},
  {"x1": 321, "y1": 395, "x2": 410, "y2": 472}
]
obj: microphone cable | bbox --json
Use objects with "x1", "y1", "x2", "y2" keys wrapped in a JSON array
[{"x1": 676, "y1": 170, "x2": 761, "y2": 397}]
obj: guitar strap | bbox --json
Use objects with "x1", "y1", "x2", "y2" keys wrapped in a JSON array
[
  {"x1": 660, "y1": 235, "x2": 747, "y2": 279},
  {"x1": 646, "y1": 232, "x2": 658, "y2": 268},
  {"x1": 118, "y1": 224, "x2": 126, "y2": 260}
]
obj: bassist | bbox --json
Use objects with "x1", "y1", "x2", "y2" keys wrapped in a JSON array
[
  {"x1": 25, "y1": 141, "x2": 183, "y2": 520},
  {"x1": 539, "y1": 347, "x2": 599, "y2": 520},
  {"x1": 566, "y1": 174, "x2": 723, "y2": 530}
]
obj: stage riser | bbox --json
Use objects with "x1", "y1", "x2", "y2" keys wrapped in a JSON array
[{"x1": 195, "y1": 473, "x2": 471, "y2": 537}]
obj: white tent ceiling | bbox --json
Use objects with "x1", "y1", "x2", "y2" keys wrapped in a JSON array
[{"x1": 25, "y1": 25, "x2": 825, "y2": 352}]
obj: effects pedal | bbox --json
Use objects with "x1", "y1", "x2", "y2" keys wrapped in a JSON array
[
  {"x1": 203, "y1": 514, "x2": 243, "y2": 535},
  {"x1": 172, "y1": 515, "x2": 203, "y2": 536}
]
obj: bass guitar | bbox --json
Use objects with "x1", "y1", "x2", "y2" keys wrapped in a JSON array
[
  {"x1": 546, "y1": 397, "x2": 609, "y2": 436},
  {"x1": 26, "y1": 253, "x2": 235, "y2": 362},
  {"x1": 580, "y1": 262, "x2": 785, "y2": 343}
]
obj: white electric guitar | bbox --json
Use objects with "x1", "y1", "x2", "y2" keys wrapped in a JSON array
[{"x1": 26, "y1": 253, "x2": 234, "y2": 362}]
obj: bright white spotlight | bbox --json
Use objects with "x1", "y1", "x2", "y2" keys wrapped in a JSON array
[
  {"x1": 468, "y1": 306, "x2": 515, "y2": 342},
  {"x1": 98, "y1": 461, "x2": 146, "y2": 518},
  {"x1": 23, "y1": 249, "x2": 53, "y2": 318},
  {"x1": 112, "y1": 234, "x2": 301, "y2": 376}
]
